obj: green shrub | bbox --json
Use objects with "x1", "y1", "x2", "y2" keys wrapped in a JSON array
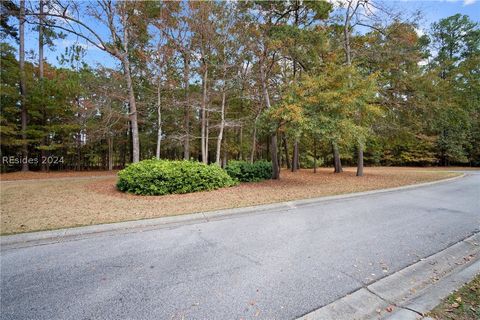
[
  {"x1": 300, "y1": 155, "x2": 324, "y2": 169},
  {"x1": 117, "y1": 159, "x2": 237, "y2": 196},
  {"x1": 225, "y1": 160, "x2": 272, "y2": 182}
]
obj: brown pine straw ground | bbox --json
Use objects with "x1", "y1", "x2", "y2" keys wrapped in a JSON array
[
  {"x1": 0, "y1": 170, "x2": 120, "y2": 181},
  {"x1": 0, "y1": 167, "x2": 462, "y2": 235}
]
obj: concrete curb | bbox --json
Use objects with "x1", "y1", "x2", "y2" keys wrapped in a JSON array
[
  {"x1": 385, "y1": 260, "x2": 480, "y2": 320},
  {"x1": 0, "y1": 173, "x2": 465, "y2": 248},
  {"x1": 297, "y1": 232, "x2": 480, "y2": 320}
]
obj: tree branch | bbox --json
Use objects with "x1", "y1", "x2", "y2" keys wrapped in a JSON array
[{"x1": 26, "y1": 11, "x2": 108, "y2": 52}]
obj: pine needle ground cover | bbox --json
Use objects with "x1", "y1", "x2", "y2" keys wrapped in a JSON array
[{"x1": 0, "y1": 167, "x2": 460, "y2": 235}]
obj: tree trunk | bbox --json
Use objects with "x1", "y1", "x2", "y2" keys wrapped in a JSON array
[
  {"x1": 266, "y1": 135, "x2": 269, "y2": 160},
  {"x1": 239, "y1": 76, "x2": 245, "y2": 161},
  {"x1": 292, "y1": 138, "x2": 299, "y2": 172},
  {"x1": 156, "y1": 77, "x2": 162, "y2": 159},
  {"x1": 333, "y1": 142, "x2": 343, "y2": 173},
  {"x1": 239, "y1": 125, "x2": 243, "y2": 160},
  {"x1": 38, "y1": 0, "x2": 48, "y2": 171},
  {"x1": 260, "y1": 64, "x2": 279, "y2": 179},
  {"x1": 120, "y1": 123, "x2": 128, "y2": 168},
  {"x1": 205, "y1": 110, "x2": 209, "y2": 163},
  {"x1": 313, "y1": 137, "x2": 317, "y2": 173},
  {"x1": 250, "y1": 117, "x2": 258, "y2": 164},
  {"x1": 183, "y1": 55, "x2": 190, "y2": 160},
  {"x1": 344, "y1": 3, "x2": 365, "y2": 177},
  {"x1": 76, "y1": 133, "x2": 82, "y2": 171},
  {"x1": 343, "y1": 10, "x2": 352, "y2": 66},
  {"x1": 39, "y1": 0, "x2": 44, "y2": 77},
  {"x1": 346, "y1": 6, "x2": 362, "y2": 174},
  {"x1": 356, "y1": 144, "x2": 364, "y2": 176},
  {"x1": 270, "y1": 135, "x2": 279, "y2": 179},
  {"x1": 122, "y1": 58, "x2": 140, "y2": 163},
  {"x1": 108, "y1": 135, "x2": 113, "y2": 171},
  {"x1": 216, "y1": 89, "x2": 226, "y2": 165},
  {"x1": 115, "y1": 6, "x2": 140, "y2": 164},
  {"x1": 222, "y1": 148, "x2": 227, "y2": 168},
  {"x1": 200, "y1": 63, "x2": 208, "y2": 163},
  {"x1": 282, "y1": 135, "x2": 291, "y2": 169},
  {"x1": 19, "y1": 0, "x2": 28, "y2": 172}
]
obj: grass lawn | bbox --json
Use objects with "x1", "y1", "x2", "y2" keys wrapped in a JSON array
[
  {"x1": 0, "y1": 167, "x2": 461, "y2": 235},
  {"x1": 428, "y1": 275, "x2": 480, "y2": 320}
]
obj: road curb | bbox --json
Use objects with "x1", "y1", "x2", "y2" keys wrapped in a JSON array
[
  {"x1": 297, "y1": 232, "x2": 480, "y2": 320},
  {"x1": 385, "y1": 260, "x2": 480, "y2": 320},
  {"x1": 0, "y1": 173, "x2": 466, "y2": 248}
]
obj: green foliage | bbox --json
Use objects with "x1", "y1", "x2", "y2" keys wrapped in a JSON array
[
  {"x1": 431, "y1": 14, "x2": 479, "y2": 66},
  {"x1": 0, "y1": 1, "x2": 19, "y2": 40},
  {"x1": 299, "y1": 64, "x2": 378, "y2": 147},
  {"x1": 117, "y1": 159, "x2": 237, "y2": 196},
  {"x1": 259, "y1": 95, "x2": 306, "y2": 137},
  {"x1": 2, "y1": 6, "x2": 479, "y2": 172},
  {"x1": 300, "y1": 154, "x2": 324, "y2": 169},
  {"x1": 225, "y1": 160, "x2": 273, "y2": 182},
  {"x1": 0, "y1": 43, "x2": 20, "y2": 149}
]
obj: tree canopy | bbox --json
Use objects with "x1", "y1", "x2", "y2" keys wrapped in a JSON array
[{"x1": 1, "y1": 0, "x2": 479, "y2": 174}]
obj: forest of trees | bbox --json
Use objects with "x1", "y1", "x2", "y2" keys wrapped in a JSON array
[{"x1": 1, "y1": 0, "x2": 479, "y2": 177}]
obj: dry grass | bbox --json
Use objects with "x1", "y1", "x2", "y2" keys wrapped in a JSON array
[{"x1": 0, "y1": 167, "x2": 460, "y2": 235}]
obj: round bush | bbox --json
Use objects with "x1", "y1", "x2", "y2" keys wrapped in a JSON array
[
  {"x1": 117, "y1": 159, "x2": 237, "y2": 195},
  {"x1": 225, "y1": 160, "x2": 272, "y2": 182}
]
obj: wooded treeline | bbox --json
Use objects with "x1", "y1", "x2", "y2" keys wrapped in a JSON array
[{"x1": 1, "y1": 0, "x2": 479, "y2": 176}]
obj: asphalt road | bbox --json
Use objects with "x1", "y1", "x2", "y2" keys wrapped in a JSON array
[{"x1": 1, "y1": 173, "x2": 479, "y2": 320}]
